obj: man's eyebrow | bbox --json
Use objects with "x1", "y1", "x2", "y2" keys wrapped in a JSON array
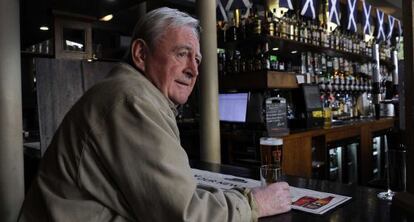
[{"x1": 174, "y1": 45, "x2": 202, "y2": 60}]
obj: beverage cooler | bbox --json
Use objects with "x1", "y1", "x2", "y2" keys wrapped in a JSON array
[
  {"x1": 327, "y1": 140, "x2": 359, "y2": 184},
  {"x1": 371, "y1": 134, "x2": 391, "y2": 183}
]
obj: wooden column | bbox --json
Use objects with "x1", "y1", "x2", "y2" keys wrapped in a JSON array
[
  {"x1": 0, "y1": 0, "x2": 25, "y2": 220},
  {"x1": 359, "y1": 125, "x2": 373, "y2": 185}
]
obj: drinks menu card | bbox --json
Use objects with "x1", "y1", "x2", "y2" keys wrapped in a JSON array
[{"x1": 192, "y1": 168, "x2": 351, "y2": 215}]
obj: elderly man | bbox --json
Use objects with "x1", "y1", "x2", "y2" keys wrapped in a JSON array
[{"x1": 19, "y1": 7, "x2": 291, "y2": 221}]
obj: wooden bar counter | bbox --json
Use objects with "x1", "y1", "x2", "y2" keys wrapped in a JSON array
[{"x1": 281, "y1": 118, "x2": 395, "y2": 185}]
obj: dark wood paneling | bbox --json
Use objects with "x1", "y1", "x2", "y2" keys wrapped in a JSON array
[
  {"x1": 220, "y1": 71, "x2": 298, "y2": 91},
  {"x1": 36, "y1": 58, "x2": 84, "y2": 154},
  {"x1": 81, "y1": 61, "x2": 117, "y2": 91},
  {"x1": 283, "y1": 135, "x2": 313, "y2": 178}
]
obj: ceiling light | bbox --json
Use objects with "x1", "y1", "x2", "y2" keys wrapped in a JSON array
[
  {"x1": 291, "y1": 50, "x2": 298, "y2": 54},
  {"x1": 39, "y1": 26, "x2": 49, "y2": 31},
  {"x1": 272, "y1": 47, "x2": 279, "y2": 51},
  {"x1": 99, "y1": 14, "x2": 113, "y2": 22}
]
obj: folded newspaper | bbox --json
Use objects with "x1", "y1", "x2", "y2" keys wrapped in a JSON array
[{"x1": 192, "y1": 168, "x2": 351, "y2": 215}]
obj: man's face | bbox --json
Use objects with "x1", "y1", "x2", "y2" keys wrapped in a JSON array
[{"x1": 143, "y1": 26, "x2": 201, "y2": 105}]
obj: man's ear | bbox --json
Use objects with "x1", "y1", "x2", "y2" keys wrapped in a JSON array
[{"x1": 131, "y1": 39, "x2": 147, "y2": 72}]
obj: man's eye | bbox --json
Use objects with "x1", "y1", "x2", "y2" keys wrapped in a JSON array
[{"x1": 177, "y1": 51, "x2": 188, "y2": 57}]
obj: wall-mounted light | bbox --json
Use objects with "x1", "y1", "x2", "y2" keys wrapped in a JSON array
[
  {"x1": 99, "y1": 14, "x2": 113, "y2": 22},
  {"x1": 272, "y1": 47, "x2": 279, "y2": 51},
  {"x1": 291, "y1": 50, "x2": 298, "y2": 54},
  {"x1": 39, "y1": 26, "x2": 49, "y2": 31}
]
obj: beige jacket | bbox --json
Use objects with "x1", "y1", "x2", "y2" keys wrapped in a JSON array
[{"x1": 19, "y1": 63, "x2": 258, "y2": 222}]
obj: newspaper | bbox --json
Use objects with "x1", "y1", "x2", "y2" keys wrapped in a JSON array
[{"x1": 192, "y1": 168, "x2": 351, "y2": 215}]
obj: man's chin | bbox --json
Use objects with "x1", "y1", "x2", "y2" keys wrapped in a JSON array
[{"x1": 170, "y1": 96, "x2": 189, "y2": 105}]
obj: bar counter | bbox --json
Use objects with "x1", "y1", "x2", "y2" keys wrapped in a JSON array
[
  {"x1": 190, "y1": 161, "x2": 413, "y2": 222},
  {"x1": 281, "y1": 118, "x2": 395, "y2": 185}
]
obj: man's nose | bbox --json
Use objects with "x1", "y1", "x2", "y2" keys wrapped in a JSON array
[{"x1": 186, "y1": 57, "x2": 199, "y2": 77}]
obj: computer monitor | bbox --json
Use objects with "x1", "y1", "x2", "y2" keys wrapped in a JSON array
[{"x1": 218, "y1": 93, "x2": 249, "y2": 123}]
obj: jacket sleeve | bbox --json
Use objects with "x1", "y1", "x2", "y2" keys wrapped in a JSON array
[{"x1": 77, "y1": 95, "x2": 259, "y2": 222}]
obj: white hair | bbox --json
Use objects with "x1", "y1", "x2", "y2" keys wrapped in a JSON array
[{"x1": 125, "y1": 7, "x2": 200, "y2": 64}]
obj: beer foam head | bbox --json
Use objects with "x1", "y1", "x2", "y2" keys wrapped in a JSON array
[{"x1": 260, "y1": 137, "x2": 283, "y2": 146}]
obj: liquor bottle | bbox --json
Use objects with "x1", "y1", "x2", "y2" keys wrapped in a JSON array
[
  {"x1": 265, "y1": 10, "x2": 275, "y2": 36},
  {"x1": 261, "y1": 42, "x2": 271, "y2": 70},
  {"x1": 300, "y1": 52, "x2": 307, "y2": 76},
  {"x1": 332, "y1": 57, "x2": 340, "y2": 91},
  {"x1": 246, "y1": 7, "x2": 257, "y2": 38},
  {"x1": 302, "y1": 19, "x2": 309, "y2": 43},
  {"x1": 343, "y1": 31, "x2": 349, "y2": 52},
  {"x1": 232, "y1": 50, "x2": 241, "y2": 73},
  {"x1": 254, "y1": 45, "x2": 262, "y2": 71},
  {"x1": 353, "y1": 34, "x2": 359, "y2": 54},
  {"x1": 226, "y1": 18, "x2": 238, "y2": 42},
  {"x1": 240, "y1": 53, "x2": 247, "y2": 73},
  {"x1": 320, "y1": 23, "x2": 328, "y2": 48},
  {"x1": 339, "y1": 57, "x2": 345, "y2": 90},
  {"x1": 289, "y1": 12, "x2": 296, "y2": 40},
  {"x1": 279, "y1": 59, "x2": 285, "y2": 71},
  {"x1": 280, "y1": 16, "x2": 288, "y2": 39},
  {"x1": 307, "y1": 51, "x2": 315, "y2": 83},
  {"x1": 335, "y1": 30, "x2": 340, "y2": 51},
  {"x1": 218, "y1": 49, "x2": 226, "y2": 76},
  {"x1": 217, "y1": 21, "x2": 227, "y2": 43},
  {"x1": 314, "y1": 53, "x2": 322, "y2": 84},
  {"x1": 294, "y1": 15, "x2": 300, "y2": 42},
  {"x1": 225, "y1": 50, "x2": 234, "y2": 74},
  {"x1": 326, "y1": 55, "x2": 333, "y2": 91},
  {"x1": 246, "y1": 50, "x2": 254, "y2": 72},
  {"x1": 253, "y1": 10, "x2": 262, "y2": 35},
  {"x1": 320, "y1": 53, "x2": 328, "y2": 85},
  {"x1": 272, "y1": 9, "x2": 280, "y2": 37},
  {"x1": 270, "y1": 54, "x2": 278, "y2": 71},
  {"x1": 313, "y1": 20, "x2": 320, "y2": 46},
  {"x1": 329, "y1": 30, "x2": 334, "y2": 49},
  {"x1": 306, "y1": 20, "x2": 312, "y2": 45},
  {"x1": 238, "y1": 9, "x2": 247, "y2": 40},
  {"x1": 299, "y1": 18, "x2": 306, "y2": 43}
]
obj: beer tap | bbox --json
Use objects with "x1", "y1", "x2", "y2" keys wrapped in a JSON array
[{"x1": 372, "y1": 44, "x2": 381, "y2": 119}]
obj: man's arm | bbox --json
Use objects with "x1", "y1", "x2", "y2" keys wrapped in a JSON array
[{"x1": 78, "y1": 95, "x2": 258, "y2": 221}]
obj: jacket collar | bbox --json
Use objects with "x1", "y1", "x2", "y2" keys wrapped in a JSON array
[{"x1": 111, "y1": 63, "x2": 179, "y2": 116}]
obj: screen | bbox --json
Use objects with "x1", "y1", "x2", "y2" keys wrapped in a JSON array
[
  {"x1": 218, "y1": 93, "x2": 249, "y2": 122},
  {"x1": 303, "y1": 85, "x2": 322, "y2": 110}
]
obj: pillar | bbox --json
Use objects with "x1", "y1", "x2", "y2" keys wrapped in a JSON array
[
  {"x1": 196, "y1": 0, "x2": 221, "y2": 163},
  {"x1": 0, "y1": 0, "x2": 25, "y2": 221}
]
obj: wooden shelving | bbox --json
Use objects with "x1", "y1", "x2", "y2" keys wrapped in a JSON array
[
  {"x1": 220, "y1": 34, "x2": 395, "y2": 69},
  {"x1": 219, "y1": 70, "x2": 298, "y2": 91}
]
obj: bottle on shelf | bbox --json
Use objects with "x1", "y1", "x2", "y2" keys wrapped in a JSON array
[
  {"x1": 265, "y1": 10, "x2": 275, "y2": 37},
  {"x1": 226, "y1": 14, "x2": 238, "y2": 42},
  {"x1": 261, "y1": 42, "x2": 271, "y2": 71}
]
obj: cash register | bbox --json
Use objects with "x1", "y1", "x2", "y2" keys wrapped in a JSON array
[{"x1": 290, "y1": 84, "x2": 324, "y2": 129}]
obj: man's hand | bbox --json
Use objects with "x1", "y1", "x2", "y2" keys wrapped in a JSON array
[{"x1": 251, "y1": 182, "x2": 291, "y2": 217}]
